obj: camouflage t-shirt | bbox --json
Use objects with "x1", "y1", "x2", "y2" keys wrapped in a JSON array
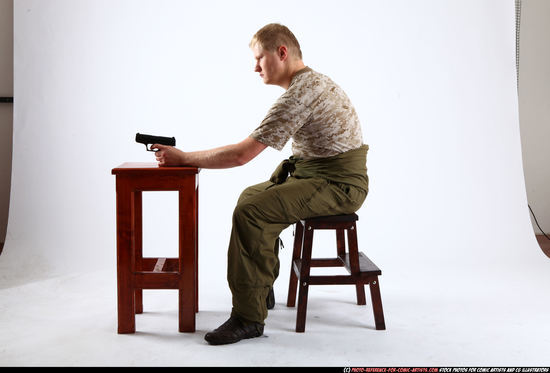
[{"x1": 250, "y1": 67, "x2": 363, "y2": 159}]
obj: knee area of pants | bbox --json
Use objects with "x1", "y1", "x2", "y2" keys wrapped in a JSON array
[{"x1": 233, "y1": 201, "x2": 257, "y2": 222}]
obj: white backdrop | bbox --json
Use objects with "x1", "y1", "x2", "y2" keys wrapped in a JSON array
[
  {"x1": 2, "y1": 0, "x2": 550, "y2": 364},
  {"x1": 3, "y1": 0, "x2": 547, "y2": 283},
  {"x1": 0, "y1": 0, "x2": 550, "y2": 365}
]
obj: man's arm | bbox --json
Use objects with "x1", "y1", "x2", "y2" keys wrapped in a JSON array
[{"x1": 152, "y1": 136, "x2": 267, "y2": 168}]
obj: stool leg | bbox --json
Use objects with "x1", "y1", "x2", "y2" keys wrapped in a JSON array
[
  {"x1": 336, "y1": 228, "x2": 345, "y2": 258},
  {"x1": 347, "y1": 224, "x2": 366, "y2": 305},
  {"x1": 369, "y1": 277, "x2": 386, "y2": 330},
  {"x1": 287, "y1": 222, "x2": 304, "y2": 307},
  {"x1": 296, "y1": 224, "x2": 314, "y2": 333}
]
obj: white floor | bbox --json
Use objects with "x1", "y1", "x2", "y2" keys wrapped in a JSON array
[{"x1": 1, "y1": 259, "x2": 550, "y2": 367}]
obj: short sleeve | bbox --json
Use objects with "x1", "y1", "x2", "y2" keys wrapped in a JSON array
[{"x1": 250, "y1": 89, "x2": 311, "y2": 151}]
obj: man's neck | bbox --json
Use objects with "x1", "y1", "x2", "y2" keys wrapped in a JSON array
[{"x1": 281, "y1": 61, "x2": 306, "y2": 90}]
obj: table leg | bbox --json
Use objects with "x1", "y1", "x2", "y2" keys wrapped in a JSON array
[
  {"x1": 116, "y1": 181, "x2": 135, "y2": 333},
  {"x1": 178, "y1": 177, "x2": 197, "y2": 332},
  {"x1": 195, "y1": 183, "x2": 199, "y2": 313},
  {"x1": 133, "y1": 191, "x2": 143, "y2": 314}
]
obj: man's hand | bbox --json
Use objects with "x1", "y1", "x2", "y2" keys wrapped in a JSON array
[{"x1": 152, "y1": 144, "x2": 185, "y2": 166}]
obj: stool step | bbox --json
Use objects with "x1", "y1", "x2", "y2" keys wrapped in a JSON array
[
  {"x1": 342, "y1": 252, "x2": 382, "y2": 276},
  {"x1": 292, "y1": 252, "x2": 381, "y2": 285}
]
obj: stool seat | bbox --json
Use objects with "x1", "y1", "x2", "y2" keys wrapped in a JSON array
[
  {"x1": 287, "y1": 213, "x2": 386, "y2": 332},
  {"x1": 305, "y1": 213, "x2": 358, "y2": 223}
]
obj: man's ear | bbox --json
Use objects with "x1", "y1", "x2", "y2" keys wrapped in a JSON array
[{"x1": 278, "y1": 45, "x2": 288, "y2": 61}]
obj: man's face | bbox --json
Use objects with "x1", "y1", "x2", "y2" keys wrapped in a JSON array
[{"x1": 251, "y1": 44, "x2": 284, "y2": 86}]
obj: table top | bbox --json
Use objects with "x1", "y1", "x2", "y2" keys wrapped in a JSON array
[{"x1": 112, "y1": 162, "x2": 200, "y2": 175}]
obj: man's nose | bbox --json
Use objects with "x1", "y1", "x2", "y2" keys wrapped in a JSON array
[{"x1": 254, "y1": 63, "x2": 261, "y2": 73}]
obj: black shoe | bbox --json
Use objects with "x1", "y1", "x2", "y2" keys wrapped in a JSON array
[
  {"x1": 266, "y1": 288, "x2": 275, "y2": 310},
  {"x1": 204, "y1": 316, "x2": 264, "y2": 345}
]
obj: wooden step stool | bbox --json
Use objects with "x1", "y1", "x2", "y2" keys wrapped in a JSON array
[{"x1": 286, "y1": 213, "x2": 386, "y2": 332}]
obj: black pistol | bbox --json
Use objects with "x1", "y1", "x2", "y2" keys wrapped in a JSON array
[{"x1": 135, "y1": 133, "x2": 176, "y2": 152}]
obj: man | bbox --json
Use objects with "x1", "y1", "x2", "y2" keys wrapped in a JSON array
[{"x1": 153, "y1": 23, "x2": 369, "y2": 345}]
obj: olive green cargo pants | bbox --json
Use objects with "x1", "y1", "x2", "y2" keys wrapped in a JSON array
[{"x1": 228, "y1": 176, "x2": 367, "y2": 324}]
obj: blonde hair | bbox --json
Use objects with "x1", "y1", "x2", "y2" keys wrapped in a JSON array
[{"x1": 250, "y1": 23, "x2": 303, "y2": 60}]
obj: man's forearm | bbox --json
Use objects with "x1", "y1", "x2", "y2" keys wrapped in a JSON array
[
  {"x1": 155, "y1": 136, "x2": 267, "y2": 168},
  {"x1": 182, "y1": 144, "x2": 250, "y2": 169},
  {"x1": 179, "y1": 137, "x2": 267, "y2": 169}
]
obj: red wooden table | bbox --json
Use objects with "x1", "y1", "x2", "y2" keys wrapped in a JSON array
[{"x1": 112, "y1": 162, "x2": 199, "y2": 333}]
